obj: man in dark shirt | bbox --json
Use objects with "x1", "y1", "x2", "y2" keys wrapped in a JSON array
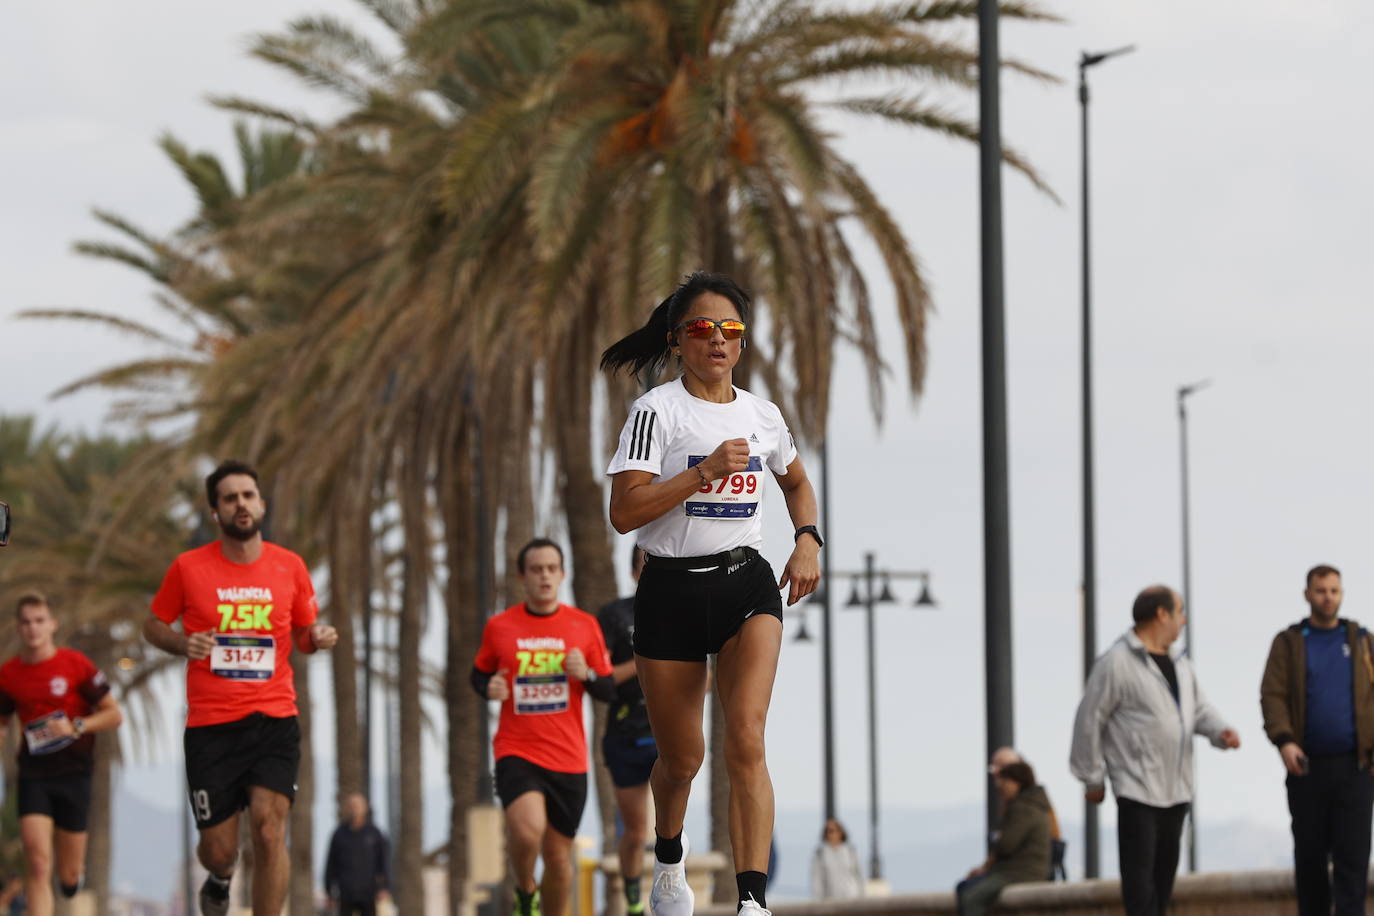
[
  {"x1": 1262, "y1": 564, "x2": 1374, "y2": 916},
  {"x1": 323, "y1": 793, "x2": 391, "y2": 916},
  {"x1": 598, "y1": 547, "x2": 657, "y2": 915}
]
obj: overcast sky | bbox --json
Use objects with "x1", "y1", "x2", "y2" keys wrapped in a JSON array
[{"x1": 6, "y1": 0, "x2": 1374, "y2": 894}]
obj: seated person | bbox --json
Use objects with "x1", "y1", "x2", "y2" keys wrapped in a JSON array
[{"x1": 956, "y1": 762, "x2": 1051, "y2": 916}]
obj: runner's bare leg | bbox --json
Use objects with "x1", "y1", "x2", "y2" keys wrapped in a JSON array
[{"x1": 248, "y1": 786, "x2": 290, "y2": 914}]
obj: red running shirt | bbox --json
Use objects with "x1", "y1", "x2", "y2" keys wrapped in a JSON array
[
  {"x1": 0, "y1": 648, "x2": 110, "y2": 777},
  {"x1": 151, "y1": 541, "x2": 319, "y2": 728},
  {"x1": 474, "y1": 604, "x2": 614, "y2": 774}
]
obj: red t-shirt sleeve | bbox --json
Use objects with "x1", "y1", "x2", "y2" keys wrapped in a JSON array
[
  {"x1": 150, "y1": 557, "x2": 185, "y2": 624},
  {"x1": 473, "y1": 619, "x2": 500, "y2": 673},
  {"x1": 76, "y1": 655, "x2": 112, "y2": 705},
  {"x1": 292, "y1": 557, "x2": 319, "y2": 628}
]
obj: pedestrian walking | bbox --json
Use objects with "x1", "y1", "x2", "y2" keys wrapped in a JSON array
[
  {"x1": 324, "y1": 792, "x2": 391, "y2": 915},
  {"x1": 1261, "y1": 564, "x2": 1374, "y2": 916},
  {"x1": 1070, "y1": 585, "x2": 1240, "y2": 916}
]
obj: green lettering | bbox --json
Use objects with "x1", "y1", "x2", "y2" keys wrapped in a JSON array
[
  {"x1": 516, "y1": 650, "x2": 532, "y2": 676},
  {"x1": 251, "y1": 605, "x2": 272, "y2": 630},
  {"x1": 217, "y1": 604, "x2": 235, "y2": 632}
]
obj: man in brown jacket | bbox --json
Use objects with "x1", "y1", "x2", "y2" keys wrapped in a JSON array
[{"x1": 1261, "y1": 564, "x2": 1374, "y2": 916}]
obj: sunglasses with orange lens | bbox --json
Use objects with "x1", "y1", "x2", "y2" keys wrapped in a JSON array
[{"x1": 674, "y1": 318, "x2": 747, "y2": 340}]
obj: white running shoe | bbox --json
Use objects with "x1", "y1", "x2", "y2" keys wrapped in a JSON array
[
  {"x1": 649, "y1": 833, "x2": 695, "y2": 916},
  {"x1": 738, "y1": 894, "x2": 771, "y2": 916}
]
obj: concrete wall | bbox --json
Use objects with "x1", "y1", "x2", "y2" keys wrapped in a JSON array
[{"x1": 698, "y1": 868, "x2": 1341, "y2": 915}]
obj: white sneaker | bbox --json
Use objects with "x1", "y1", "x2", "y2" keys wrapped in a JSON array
[
  {"x1": 650, "y1": 833, "x2": 695, "y2": 916},
  {"x1": 738, "y1": 894, "x2": 771, "y2": 916}
]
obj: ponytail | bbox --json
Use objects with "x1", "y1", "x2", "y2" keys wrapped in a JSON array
[
  {"x1": 599, "y1": 294, "x2": 676, "y2": 378},
  {"x1": 600, "y1": 271, "x2": 753, "y2": 377}
]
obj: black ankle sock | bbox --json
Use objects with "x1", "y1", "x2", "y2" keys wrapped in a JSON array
[
  {"x1": 655, "y1": 831, "x2": 684, "y2": 865},
  {"x1": 59, "y1": 881, "x2": 80, "y2": 898},
  {"x1": 203, "y1": 873, "x2": 231, "y2": 899},
  {"x1": 625, "y1": 876, "x2": 642, "y2": 904},
  {"x1": 736, "y1": 871, "x2": 767, "y2": 910},
  {"x1": 515, "y1": 887, "x2": 536, "y2": 916}
]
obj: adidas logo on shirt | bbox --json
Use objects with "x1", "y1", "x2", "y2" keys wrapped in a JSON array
[{"x1": 749, "y1": 432, "x2": 759, "y2": 443}]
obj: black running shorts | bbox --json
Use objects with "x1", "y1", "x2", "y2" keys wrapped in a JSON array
[
  {"x1": 184, "y1": 712, "x2": 300, "y2": 829},
  {"x1": 632, "y1": 551, "x2": 783, "y2": 661},
  {"x1": 18, "y1": 772, "x2": 93, "y2": 832},
  {"x1": 494, "y1": 755, "x2": 588, "y2": 839},
  {"x1": 602, "y1": 733, "x2": 658, "y2": 788}
]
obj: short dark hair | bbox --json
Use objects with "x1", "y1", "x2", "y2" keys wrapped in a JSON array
[
  {"x1": 206, "y1": 460, "x2": 260, "y2": 509},
  {"x1": 1307, "y1": 565, "x2": 1341, "y2": 588},
  {"x1": 1132, "y1": 585, "x2": 1177, "y2": 625},
  {"x1": 14, "y1": 591, "x2": 49, "y2": 620},
  {"x1": 997, "y1": 761, "x2": 1036, "y2": 792},
  {"x1": 517, "y1": 538, "x2": 564, "y2": 573},
  {"x1": 820, "y1": 818, "x2": 849, "y2": 843}
]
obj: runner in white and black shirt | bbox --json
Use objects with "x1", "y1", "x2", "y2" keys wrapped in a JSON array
[{"x1": 602, "y1": 272, "x2": 822, "y2": 916}]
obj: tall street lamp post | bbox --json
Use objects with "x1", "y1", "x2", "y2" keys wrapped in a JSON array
[
  {"x1": 818, "y1": 438, "x2": 837, "y2": 821},
  {"x1": 1178, "y1": 379, "x2": 1211, "y2": 871},
  {"x1": 1079, "y1": 42, "x2": 1135, "y2": 878},
  {"x1": 840, "y1": 554, "x2": 937, "y2": 881},
  {"x1": 978, "y1": 0, "x2": 1016, "y2": 840}
]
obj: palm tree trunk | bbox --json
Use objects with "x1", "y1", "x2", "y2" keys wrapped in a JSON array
[
  {"x1": 290, "y1": 649, "x2": 316, "y2": 914},
  {"x1": 440, "y1": 410, "x2": 486, "y2": 916},
  {"x1": 85, "y1": 640, "x2": 116, "y2": 915},
  {"x1": 329, "y1": 503, "x2": 363, "y2": 802},
  {"x1": 553, "y1": 289, "x2": 621, "y2": 907},
  {"x1": 396, "y1": 425, "x2": 429, "y2": 915}
]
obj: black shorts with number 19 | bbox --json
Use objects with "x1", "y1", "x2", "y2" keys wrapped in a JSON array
[
  {"x1": 633, "y1": 552, "x2": 783, "y2": 661},
  {"x1": 184, "y1": 712, "x2": 300, "y2": 829}
]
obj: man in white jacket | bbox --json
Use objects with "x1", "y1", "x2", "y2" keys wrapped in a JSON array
[{"x1": 1070, "y1": 585, "x2": 1240, "y2": 916}]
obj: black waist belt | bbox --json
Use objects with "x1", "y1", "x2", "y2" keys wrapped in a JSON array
[{"x1": 644, "y1": 546, "x2": 758, "y2": 571}]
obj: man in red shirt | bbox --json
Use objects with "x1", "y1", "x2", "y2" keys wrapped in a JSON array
[
  {"x1": 0, "y1": 592, "x2": 123, "y2": 916},
  {"x1": 471, "y1": 538, "x2": 615, "y2": 916},
  {"x1": 143, "y1": 460, "x2": 338, "y2": 916}
]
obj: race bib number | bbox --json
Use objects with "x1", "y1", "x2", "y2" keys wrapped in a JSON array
[
  {"x1": 24, "y1": 711, "x2": 75, "y2": 756},
  {"x1": 514, "y1": 673, "x2": 570, "y2": 715},
  {"x1": 686, "y1": 455, "x2": 762, "y2": 518},
  {"x1": 211, "y1": 634, "x2": 276, "y2": 680}
]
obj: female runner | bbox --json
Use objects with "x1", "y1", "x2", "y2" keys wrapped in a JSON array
[{"x1": 603, "y1": 272, "x2": 822, "y2": 916}]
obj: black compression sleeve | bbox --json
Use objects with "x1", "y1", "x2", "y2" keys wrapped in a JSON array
[
  {"x1": 470, "y1": 666, "x2": 494, "y2": 699},
  {"x1": 584, "y1": 673, "x2": 617, "y2": 703}
]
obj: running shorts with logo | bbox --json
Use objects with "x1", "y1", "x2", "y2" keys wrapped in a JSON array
[
  {"x1": 474, "y1": 603, "x2": 613, "y2": 775},
  {"x1": 152, "y1": 540, "x2": 319, "y2": 825},
  {"x1": 185, "y1": 712, "x2": 301, "y2": 828},
  {"x1": 597, "y1": 596, "x2": 658, "y2": 786},
  {"x1": 0, "y1": 648, "x2": 111, "y2": 829},
  {"x1": 633, "y1": 550, "x2": 783, "y2": 661}
]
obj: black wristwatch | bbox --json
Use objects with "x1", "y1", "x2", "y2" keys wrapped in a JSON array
[{"x1": 794, "y1": 525, "x2": 824, "y2": 548}]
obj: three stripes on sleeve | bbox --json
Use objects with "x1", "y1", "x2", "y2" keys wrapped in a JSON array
[{"x1": 628, "y1": 410, "x2": 656, "y2": 461}]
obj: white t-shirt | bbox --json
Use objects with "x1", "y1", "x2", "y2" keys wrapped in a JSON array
[{"x1": 606, "y1": 378, "x2": 798, "y2": 558}]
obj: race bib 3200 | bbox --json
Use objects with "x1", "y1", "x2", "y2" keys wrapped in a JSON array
[
  {"x1": 514, "y1": 673, "x2": 570, "y2": 715},
  {"x1": 685, "y1": 455, "x2": 763, "y2": 519}
]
